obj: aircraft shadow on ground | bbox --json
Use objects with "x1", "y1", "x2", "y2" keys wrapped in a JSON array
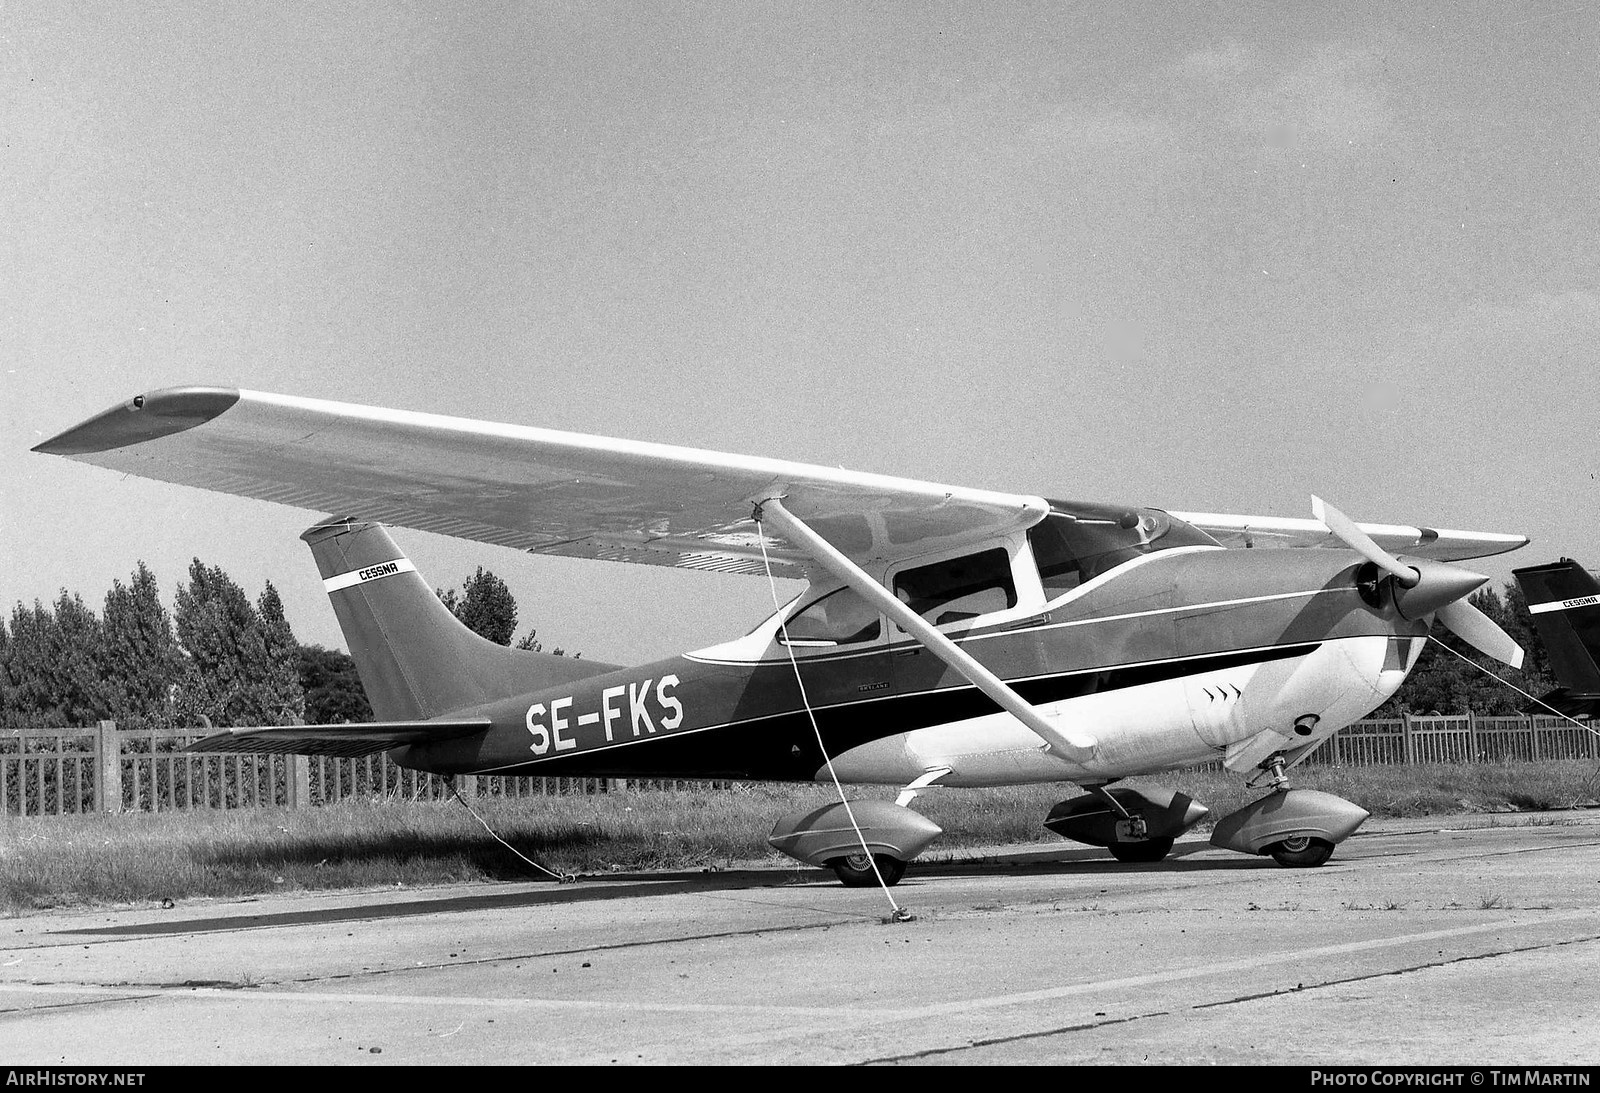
[{"x1": 60, "y1": 841, "x2": 1273, "y2": 938}]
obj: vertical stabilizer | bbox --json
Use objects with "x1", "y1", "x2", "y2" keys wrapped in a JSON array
[
  {"x1": 1513, "y1": 558, "x2": 1600, "y2": 717},
  {"x1": 302, "y1": 519, "x2": 618, "y2": 720}
]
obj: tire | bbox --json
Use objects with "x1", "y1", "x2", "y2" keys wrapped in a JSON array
[
  {"x1": 1108, "y1": 836, "x2": 1175, "y2": 863},
  {"x1": 1268, "y1": 835, "x2": 1335, "y2": 868},
  {"x1": 828, "y1": 852, "x2": 907, "y2": 888}
]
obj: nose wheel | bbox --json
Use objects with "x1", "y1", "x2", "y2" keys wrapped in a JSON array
[{"x1": 1268, "y1": 834, "x2": 1335, "y2": 867}]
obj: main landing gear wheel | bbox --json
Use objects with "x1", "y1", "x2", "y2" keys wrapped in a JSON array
[
  {"x1": 828, "y1": 852, "x2": 907, "y2": 888},
  {"x1": 1108, "y1": 836, "x2": 1175, "y2": 864},
  {"x1": 1268, "y1": 835, "x2": 1335, "y2": 868}
]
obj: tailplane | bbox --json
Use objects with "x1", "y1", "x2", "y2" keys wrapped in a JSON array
[
  {"x1": 1513, "y1": 558, "x2": 1600, "y2": 719},
  {"x1": 301, "y1": 518, "x2": 620, "y2": 721}
]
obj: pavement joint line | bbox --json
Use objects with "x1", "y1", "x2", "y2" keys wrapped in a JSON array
[
  {"x1": 0, "y1": 980, "x2": 917, "y2": 1020},
  {"x1": 6, "y1": 909, "x2": 1597, "y2": 1028},
  {"x1": 905, "y1": 908, "x2": 1600, "y2": 1019},
  {"x1": 1191, "y1": 930, "x2": 1600, "y2": 1011},
  {"x1": 855, "y1": 1008, "x2": 1173, "y2": 1065},
  {"x1": 703, "y1": 911, "x2": 1600, "y2": 1055},
  {"x1": 844, "y1": 930, "x2": 1600, "y2": 1064}
]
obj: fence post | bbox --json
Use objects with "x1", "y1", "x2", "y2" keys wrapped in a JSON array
[
  {"x1": 1401, "y1": 712, "x2": 1414, "y2": 765},
  {"x1": 1467, "y1": 710, "x2": 1479, "y2": 761},
  {"x1": 288, "y1": 755, "x2": 310, "y2": 809},
  {"x1": 459, "y1": 774, "x2": 478, "y2": 799},
  {"x1": 96, "y1": 720, "x2": 122, "y2": 814},
  {"x1": 1528, "y1": 714, "x2": 1541, "y2": 762}
]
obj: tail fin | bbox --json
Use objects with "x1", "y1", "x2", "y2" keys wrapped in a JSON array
[
  {"x1": 302, "y1": 518, "x2": 620, "y2": 721},
  {"x1": 1513, "y1": 558, "x2": 1600, "y2": 718}
]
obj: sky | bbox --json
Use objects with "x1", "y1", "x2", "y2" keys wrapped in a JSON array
[{"x1": 2, "y1": 1, "x2": 1596, "y2": 665}]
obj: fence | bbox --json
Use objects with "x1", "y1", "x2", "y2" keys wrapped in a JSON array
[
  {"x1": 3, "y1": 715, "x2": 1597, "y2": 819},
  {"x1": 1308, "y1": 714, "x2": 1599, "y2": 767},
  {"x1": 0, "y1": 721, "x2": 671, "y2": 819}
]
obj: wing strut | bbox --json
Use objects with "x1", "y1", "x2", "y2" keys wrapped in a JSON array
[{"x1": 755, "y1": 497, "x2": 1097, "y2": 762}]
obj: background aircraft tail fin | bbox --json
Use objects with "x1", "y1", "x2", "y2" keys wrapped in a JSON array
[
  {"x1": 1512, "y1": 558, "x2": 1600, "y2": 718},
  {"x1": 302, "y1": 519, "x2": 619, "y2": 721}
]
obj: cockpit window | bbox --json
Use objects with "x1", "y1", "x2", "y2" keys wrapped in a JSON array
[
  {"x1": 1030, "y1": 503, "x2": 1217, "y2": 597},
  {"x1": 780, "y1": 587, "x2": 881, "y2": 645},
  {"x1": 893, "y1": 548, "x2": 1017, "y2": 626}
]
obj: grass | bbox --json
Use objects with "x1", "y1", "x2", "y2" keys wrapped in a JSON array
[{"x1": 2, "y1": 760, "x2": 1597, "y2": 915}]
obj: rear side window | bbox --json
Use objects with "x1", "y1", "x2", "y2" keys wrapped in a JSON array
[
  {"x1": 893, "y1": 548, "x2": 1017, "y2": 626},
  {"x1": 781, "y1": 588, "x2": 881, "y2": 645}
]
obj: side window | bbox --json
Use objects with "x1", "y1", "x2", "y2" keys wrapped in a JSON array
[
  {"x1": 1028, "y1": 516, "x2": 1084, "y2": 597},
  {"x1": 781, "y1": 588, "x2": 881, "y2": 645},
  {"x1": 893, "y1": 548, "x2": 1017, "y2": 627}
]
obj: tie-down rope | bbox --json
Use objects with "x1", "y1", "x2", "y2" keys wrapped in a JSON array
[
  {"x1": 756, "y1": 514, "x2": 913, "y2": 923},
  {"x1": 1425, "y1": 635, "x2": 1600, "y2": 783},
  {"x1": 449, "y1": 780, "x2": 576, "y2": 883}
]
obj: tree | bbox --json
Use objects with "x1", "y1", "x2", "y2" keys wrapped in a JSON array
[
  {"x1": 1, "y1": 594, "x2": 106, "y2": 728},
  {"x1": 1377, "y1": 582, "x2": 1556, "y2": 716},
  {"x1": 515, "y1": 628, "x2": 571, "y2": 656},
  {"x1": 3, "y1": 602, "x2": 58, "y2": 727},
  {"x1": 173, "y1": 560, "x2": 304, "y2": 727},
  {"x1": 256, "y1": 581, "x2": 306, "y2": 722},
  {"x1": 0, "y1": 615, "x2": 9, "y2": 723},
  {"x1": 438, "y1": 567, "x2": 519, "y2": 646},
  {"x1": 100, "y1": 562, "x2": 184, "y2": 729},
  {"x1": 298, "y1": 644, "x2": 373, "y2": 724},
  {"x1": 436, "y1": 567, "x2": 578, "y2": 655}
]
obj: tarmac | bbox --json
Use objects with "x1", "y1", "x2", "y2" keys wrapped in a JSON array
[{"x1": 3, "y1": 811, "x2": 1600, "y2": 1066}]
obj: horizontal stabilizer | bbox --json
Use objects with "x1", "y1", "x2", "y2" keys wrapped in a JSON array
[
  {"x1": 1525, "y1": 688, "x2": 1600, "y2": 720},
  {"x1": 186, "y1": 718, "x2": 492, "y2": 758}
]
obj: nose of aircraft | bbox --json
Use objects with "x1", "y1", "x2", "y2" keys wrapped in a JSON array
[
  {"x1": 1313, "y1": 495, "x2": 1523, "y2": 669},
  {"x1": 1392, "y1": 558, "x2": 1489, "y2": 621}
]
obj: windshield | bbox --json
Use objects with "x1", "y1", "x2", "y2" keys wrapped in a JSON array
[{"x1": 1029, "y1": 501, "x2": 1218, "y2": 598}]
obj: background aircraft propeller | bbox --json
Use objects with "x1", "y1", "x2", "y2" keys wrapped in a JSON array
[{"x1": 1312, "y1": 496, "x2": 1525, "y2": 670}]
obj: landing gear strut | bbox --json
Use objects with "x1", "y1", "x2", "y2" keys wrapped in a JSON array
[{"x1": 1250, "y1": 753, "x2": 1291, "y2": 792}]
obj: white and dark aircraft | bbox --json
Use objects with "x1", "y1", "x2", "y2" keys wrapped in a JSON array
[{"x1": 35, "y1": 387, "x2": 1531, "y2": 885}]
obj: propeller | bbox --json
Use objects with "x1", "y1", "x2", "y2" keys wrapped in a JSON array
[{"x1": 1312, "y1": 496, "x2": 1525, "y2": 670}]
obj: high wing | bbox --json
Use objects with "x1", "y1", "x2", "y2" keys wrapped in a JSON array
[
  {"x1": 34, "y1": 387, "x2": 1048, "y2": 578},
  {"x1": 36, "y1": 387, "x2": 1528, "y2": 573},
  {"x1": 1169, "y1": 510, "x2": 1528, "y2": 562}
]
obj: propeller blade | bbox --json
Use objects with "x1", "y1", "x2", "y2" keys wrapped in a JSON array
[
  {"x1": 1311, "y1": 496, "x2": 1418, "y2": 586},
  {"x1": 1437, "y1": 599, "x2": 1525, "y2": 670}
]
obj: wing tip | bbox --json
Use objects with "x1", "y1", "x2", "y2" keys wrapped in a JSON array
[{"x1": 33, "y1": 386, "x2": 242, "y2": 456}]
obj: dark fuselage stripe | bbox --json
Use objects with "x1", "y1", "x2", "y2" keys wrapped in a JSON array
[{"x1": 461, "y1": 641, "x2": 1320, "y2": 779}]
